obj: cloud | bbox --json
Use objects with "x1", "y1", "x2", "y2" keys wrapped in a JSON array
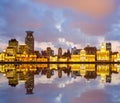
[
  {"x1": 33, "y1": 0, "x2": 116, "y2": 19},
  {"x1": 72, "y1": 89, "x2": 113, "y2": 103},
  {"x1": 55, "y1": 93, "x2": 62, "y2": 103},
  {"x1": 0, "y1": 0, "x2": 120, "y2": 52}
]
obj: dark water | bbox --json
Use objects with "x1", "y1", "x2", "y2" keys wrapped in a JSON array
[{"x1": 0, "y1": 64, "x2": 120, "y2": 103}]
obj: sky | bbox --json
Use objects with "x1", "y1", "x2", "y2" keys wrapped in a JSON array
[{"x1": 0, "y1": 0, "x2": 120, "y2": 52}]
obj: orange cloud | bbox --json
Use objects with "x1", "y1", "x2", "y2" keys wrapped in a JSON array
[{"x1": 34, "y1": 0, "x2": 116, "y2": 18}]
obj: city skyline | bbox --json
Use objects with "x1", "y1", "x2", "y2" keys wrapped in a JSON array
[
  {"x1": 0, "y1": 1, "x2": 120, "y2": 103},
  {"x1": 0, "y1": 0, "x2": 120, "y2": 53},
  {"x1": 0, "y1": 31, "x2": 118, "y2": 54}
]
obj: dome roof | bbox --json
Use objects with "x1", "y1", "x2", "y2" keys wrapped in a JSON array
[{"x1": 80, "y1": 49, "x2": 86, "y2": 54}]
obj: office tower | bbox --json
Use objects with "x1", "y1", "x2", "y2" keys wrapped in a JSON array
[
  {"x1": 106, "y1": 42, "x2": 112, "y2": 52},
  {"x1": 8, "y1": 39, "x2": 18, "y2": 53},
  {"x1": 25, "y1": 71, "x2": 34, "y2": 94},
  {"x1": 25, "y1": 31, "x2": 34, "y2": 54},
  {"x1": 58, "y1": 47, "x2": 62, "y2": 58}
]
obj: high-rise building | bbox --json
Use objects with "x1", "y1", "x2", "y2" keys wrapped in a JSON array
[
  {"x1": 25, "y1": 71, "x2": 34, "y2": 94},
  {"x1": 58, "y1": 47, "x2": 62, "y2": 58},
  {"x1": 106, "y1": 42, "x2": 112, "y2": 52},
  {"x1": 46, "y1": 47, "x2": 52, "y2": 57},
  {"x1": 25, "y1": 31, "x2": 34, "y2": 54},
  {"x1": 8, "y1": 39, "x2": 18, "y2": 53}
]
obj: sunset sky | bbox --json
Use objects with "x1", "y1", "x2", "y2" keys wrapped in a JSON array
[{"x1": 0, "y1": 0, "x2": 120, "y2": 52}]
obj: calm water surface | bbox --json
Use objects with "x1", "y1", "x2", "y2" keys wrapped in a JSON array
[{"x1": 0, "y1": 64, "x2": 120, "y2": 103}]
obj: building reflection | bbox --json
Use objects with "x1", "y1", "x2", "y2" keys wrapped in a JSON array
[{"x1": 0, "y1": 64, "x2": 120, "y2": 94}]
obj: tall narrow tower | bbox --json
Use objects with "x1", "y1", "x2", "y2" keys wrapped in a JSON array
[
  {"x1": 25, "y1": 31, "x2": 34, "y2": 54},
  {"x1": 58, "y1": 47, "x2": 62, "y2": 58}
]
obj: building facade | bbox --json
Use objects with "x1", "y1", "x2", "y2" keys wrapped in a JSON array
[
  {"x1": 25, "y1": 31, "x2": 34, "y2": 54},
  {"x1": 8, "y1": 39, "x2": 18, "y2": 53},
  {"x1": 97, "y1": 43, "x2": 110, "y2": 61}
]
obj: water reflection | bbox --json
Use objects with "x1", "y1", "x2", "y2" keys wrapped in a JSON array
[{"x1": 0, "y1": 64, "x2": 120, "y2": 94}]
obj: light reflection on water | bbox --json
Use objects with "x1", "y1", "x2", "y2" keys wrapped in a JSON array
[
  {"x1": 0, "y1": 64, "x2": 120, "y2": 95},
  {"x1": 0, "y1": 64, "x2": 120, "y2": 103}
]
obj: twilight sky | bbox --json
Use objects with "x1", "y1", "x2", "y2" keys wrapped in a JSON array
[{"x1": 0, "y1": 0, "x2": 120, "y2": 52}]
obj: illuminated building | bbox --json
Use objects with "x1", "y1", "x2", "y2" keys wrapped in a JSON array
[
  {"x1": 58, "y1": 47, "x2": 62, "y2": 58},
  {"x1": 63, "y1": 49, "x2": 71, "y2": 58},
  {"x1": 16, "y1": 65, "x2": 37, "y2": 74},
  {"x1": 49, "y1": 55, "x2": 57, "y2": 62},
  {"x1": 16, "y1": 52, "x2": 37, "y2": 62},
  {"x1": 86, "y1": 55, "x2": 95, "y2": 62},
  {"x1": 112, "y1": 53, "x2": 120, "y2": 62},
  {"x1": 36, "y1": 57, "x2": 48, "y2": 62},
  {"x1": 0, "y1": 51, "x2": 6, "y2": 61},
  {"x1": 37, "y1": 63, "x2": 48, "y2": 68},
  {"x1": 58, "y1": 57, "x2": 68, "y2": 62},
  {"x1": 80, "y1": 49, "x2": 86, "y2": 61},
  {"x1": 97, "y1": 43, "x2": 110, "y2": 61},
  {"x1": 34, "y1": 50, "x2": 41, "y2": 58},
  {"x1": 41, "y1": 50, "x2": 47, "y2": 57},
  {"x1": 5, "y1": 66, "x2": 18, "y2": 87},
  {"x1": 80, "y1": 49, "x2": 95, "y2": 62},
  {"x1": 70, "y1": 49, "x2": 95, "y2": 62},
  {"x1": 106, "y1": 42, "x2": 112, "y2": 52},
  {"x1": 25, "y1": 31, "x2": 34, "y2": 54},
  {"x1": 50, "y1": 64, "x2": 57, "y2": 70},
  {"x1": 97, "y1": 64, "x2": 110, "y2": 83},
  {"x1": 113, "y1": 64, "x2": 120, "y2": 73},
  {"x1": 71, "y1": 47, "x2": 77, "y2": 54},
  {"x1": 70, "y1": 54, "x2": 80, "y2": 62},
  {"x1": 8, "y1": 39, "x2": 18, "y2": 53},
  {"x1": 84, "y1": 64, "x2": 97, "y2": 80},
  {"x1": 25, "y1": 71, "x2": 34, "y2": 94},
  {"x1": 111, "y1": 52, "x2": 118, "y2": 62},
  {"x1": 19, "y1": 44, "x2": 27, "y2": 54},
  {"x1": 71, "y1": 47, "x2": 81, "y2": 55},
  {"x1": 106, "y1": 42, "x2": 112, "y2": 60},
  {"x1": 5, "y1": 47, "x2": 16, "y2": 61},
  {"x1": 0, "y1": 65, "x2": 5, "y2": 73},
  {"x1": 84, "y1": 45, "x2": 97, "y2": 55},
  {"x1": 6, "y1": 47, "x2": 16, "y2": 56},
  {"x1": 70, "y1": 64, "x2": 81, "y2": 77},
  {"x1": 58, "y1": 64, "x2": 68, "y2": 68},
  {"x1": 46, "y1": 47, "x2": 53, "y2": 57}
]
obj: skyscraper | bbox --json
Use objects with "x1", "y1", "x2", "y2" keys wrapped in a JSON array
[
  {"x1": 25, "y1": 31, "x2": 34, "y2": 54},
  {"x1": 106, "y1": 42, "x2": 112, "y2": 52},
  {"x1": 25, "y1": 71, "x2": 34, "y2": 94}
]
